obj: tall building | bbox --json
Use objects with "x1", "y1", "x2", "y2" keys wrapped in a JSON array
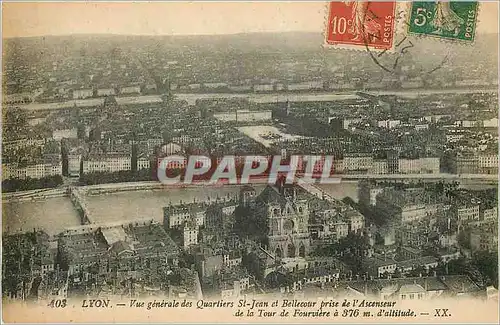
[
  {"x1": 387, "y1": 150, "x2": 400, "y2": 174},
  {"x1": 245, "y1": 181, "x2": 310, "y2": 259}
]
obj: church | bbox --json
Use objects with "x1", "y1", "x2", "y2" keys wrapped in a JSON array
[{"x1": 240, "y1": 179, "x2": 311, "y2": 260}]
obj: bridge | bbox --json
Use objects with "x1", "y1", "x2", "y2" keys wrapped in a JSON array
[
  {"x1": 338, "y1": 173, "x2": 498, "y2": 183},
  {"x1": 2, "y1": 188, "x2": 68, "y2": 202},
  {"x1": 295, "y1": 174, "x2": 497, "y2": 206},
  {"x1": 68, "y1": 187, "x2": 94, "y2": 225},
  {"x1": 296, "y1": 180, "x2": 337, "y2": 202}
]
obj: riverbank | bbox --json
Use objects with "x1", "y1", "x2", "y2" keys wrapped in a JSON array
[
  {"x1": 2, "y1": 188, "x2": 68, "y2": 202},
  {"x1": 2, "y1": 183, "x2": 271, "y2": 235},
  {"x1": 10, "y1": 87, "x2": 498, "y2": 111},
  {"x1": 1, "y1": 181, "x2": 240, "y2": 202},
  {"x1": 2, "y1": 173, "x2": 497, "y2": 202}
]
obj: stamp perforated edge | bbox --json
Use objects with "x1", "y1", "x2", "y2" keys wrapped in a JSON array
[
  {"x1": 322, "y1": 1, "x2": 407, "y2": 53},
  {"x1": 404, "y1": 1, "x2": 480, "y2": 47},
  {"x1": 394, "y1": 1, "x2": 411, "y2": 39}
]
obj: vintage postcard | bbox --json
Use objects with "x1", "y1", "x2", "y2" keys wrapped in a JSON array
[{"x1": 1, "y1": 1, "x2": 499, "y2": 324}]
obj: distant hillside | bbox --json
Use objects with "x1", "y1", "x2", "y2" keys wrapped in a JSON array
[
  {"x1": 4, "y1": 31, "x2": 497, "y2": 55},
  {"x1": 3, "y1": 32, "x2": 497, "y2": 72},
  {"x1": 3, "y1": 32, "x2": 324, "y2": 53}
]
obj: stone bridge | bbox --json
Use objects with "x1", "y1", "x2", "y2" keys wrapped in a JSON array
[
  {"x1": 339, "y1": 173, "x2": 498, "y2": 182},
  {"x1": 2, "y1": 188, "x2": 68, "y2": 202},
  {"x1": 68, "y1": 187, "x2": 94, "y2": 225},
  {"x1": 296, "y1": 181, "x2": 337, "y2": 202}
]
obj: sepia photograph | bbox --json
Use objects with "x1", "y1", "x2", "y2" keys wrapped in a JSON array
[{"x1": 1, "y1": 1, "x2": 499, "y2": 323}]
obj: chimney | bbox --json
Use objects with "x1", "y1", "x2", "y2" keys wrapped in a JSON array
[{"x1": 424, "y1": 278, "x2": 428, "y2": 291}]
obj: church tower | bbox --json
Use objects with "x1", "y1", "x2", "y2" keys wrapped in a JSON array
[
  {"x1": 263, "y1": 182, "x2": 310, "y2": 260},
  {"x1": 240, "y1": 185, "x2": 256, "y2": 207}
]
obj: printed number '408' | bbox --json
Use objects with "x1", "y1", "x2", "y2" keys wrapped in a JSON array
[
  {"x1": 331, "y1": 16, "x2": 348, "y2": 34},
  {"x1": 414, "y1": 8, "x2": 433, "y2": 27},
  {"x1": 47, "y1": 299, "x2": 67, "y2": 308}
]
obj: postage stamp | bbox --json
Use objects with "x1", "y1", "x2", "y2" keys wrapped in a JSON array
[
  {"x1": 407, "y1": 1, "x2": 479, "y2": 42},
  {"x1": 324, "y1": 1, "x2": 397, "y2": 51}
]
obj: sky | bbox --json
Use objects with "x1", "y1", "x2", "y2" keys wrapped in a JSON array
[{"x1": 2, "y1": 1, "x2": 499, "y2": 38}]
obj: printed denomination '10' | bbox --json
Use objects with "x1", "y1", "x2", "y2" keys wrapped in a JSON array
[{"x1": 331, "y1": 16, "x2": 350, "y2": 35}]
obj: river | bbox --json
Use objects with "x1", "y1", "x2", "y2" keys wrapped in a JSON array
[
  {"x1": 4, "y1": 177, "x2": 496, "y2": 237},
  {"x1": 317, "y1": 181, "x2": 359, "y2": 202},
  {"x1": 82, "y1": 185, "x2": 267, "y2": 224},
  {"x1": 1, "y1": 182, "x2": 360, "y2": 236},
  {"x1": 2, "y1": 197, "x2": 81, "y2": 236},
  {"x1": 12, "y1": 87, "x2": 497, "y2": 111}
]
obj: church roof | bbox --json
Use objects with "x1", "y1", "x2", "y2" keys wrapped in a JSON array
[
  {"x1": 109, "y1": 240, "x2": 134, "y2": 256},
  {"x1": 255, "y1": 185, "x2": 288, "y2": 206}
]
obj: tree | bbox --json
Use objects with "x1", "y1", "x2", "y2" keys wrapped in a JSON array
[
  {"x1": 473, "y1": 251, "x2": 498, "y2": 288},
  {"x1": 131, "y1": 142, "x2": 138, "y2": 173},
  {"x1": 2, "y1": 175, "x2": 63, "y2": 192},
  {"x1": 3, "y1": 107, "x2": 29, "y2": 139},
  {"x1": 435, "y1": 258, "x2": 488, "y2": 288},
  {"x1": 408, "y1": 265, "x2": 427, "y2": 278},
  {"x1": 457, "y1": 231, "x2": 471, "y2": 249}
]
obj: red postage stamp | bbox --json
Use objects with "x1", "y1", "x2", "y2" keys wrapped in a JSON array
[{"x1": 325, "y1": 1, "x2": 397, "y2": 51}]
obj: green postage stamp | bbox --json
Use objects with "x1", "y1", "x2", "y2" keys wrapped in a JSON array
[{"x1": 408, "y1": 1, "x2": 479, "y2": 42}]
